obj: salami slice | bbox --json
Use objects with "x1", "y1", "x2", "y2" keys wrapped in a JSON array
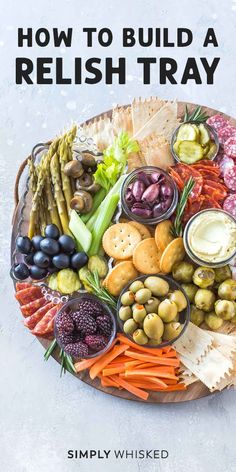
[
  {"x1": 15, "y1": 286, "x2": 42, "y2": 305},
  {"x1": 24, "y1": 302, "x2": 54, "y2": 330},
  {"x1": 21, "y1": 297, "x2": 47, "y2": 317},
  {"x1": 202, "y1": 184, "x2": 227, "y2": 201},
  {"x1": 15, "y1": 282, "x2": 32, "y2": 291},
  {"x1": 218, "y1": 125, "x2": 236, "y2": 144},
  {"x1": 223, "y1": 194, "x2": 236, "y2": 218},
  {"x1": 207, "y1": 114, "x2": 229, "y2": 131},
  {"x1": 224, "y1": 166, "x2": 236, "y2": 191},
  {"x1": 174, "y1": 164, "x2": 203, "y2": 197},
  {"x1": 217, "y1": 155, "x2": 234, "y2": 177},
  {"x1": 224, "y1": 137, "x2": 236, "y2": 159},
  {"x1": 32, "y1": 303, "x2": 62, "y2": 336}
]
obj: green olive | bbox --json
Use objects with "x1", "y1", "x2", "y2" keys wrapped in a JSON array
[
  {"x1": 193, "y1": 267, "x2": 215, "y2": 288},
  {"x1": 135, "y1": 288, "x2": 152, "y2": 304},
  {"x1": 215, "y1": 299, "x2": 235, "y2": 320},
  {"x1": 172, "y1": 261, "x2": 194, "y2": 283},
  {"x1": 190, "y1": 305, "x2": 205, "y2": 326},
  {"x1": 133, "y1": 329, "x2": 148, "y2": 345},
  {"x1": 123, "y1": 318, "x2": 138, "y2": 335},
  {"x1": 121, "y1": 290, "x2": 135, "y2": 306},
  {"x1": 129, "y1": 280, "x2": 144, "y2": 293},
  {"x1": 214, "y1": 265, "x2": 232, "y2": 283},
  {"x1": 173, "y1": 313, "x2": 180, "y2": 322},
  {"x1": 145, "y1": 297, "x2": 160, "y2": 314},
  {"x1": 144, "y1": 276, "x2": 169, "y2": 296},
  {"x1": 119, "y1": 306, "x2": 132, "y2": 321},
  {"x1": 132, "y1": 304, "x2": 147, "y2": 324},
  {"x1": 158, "y1": 299, "x2": 178, "y2": 322},
  {"x1": 231, "y1": 315, "x2": 236, "y2": 325},
  {"x1": 204, "y1": 312, "x2": 223, "y2": 331},
  {"x1": 181, "y1": 283, "x2": 198, "y2": 303},
  {"x1": 169, "y1": 290, "x2": 187, "y2": 312},
  {"x1": 143, "y1": 313, "x2": 164, "y2": 340},
  {"x1": 163, "y1": 322, "x2": 183, "y2": 341},
  {"x1": 218, "y1": 279, "x2": 236, "y2": 301},
  {"x1": 148, "y1": 338, "x2": 162, "y2": 346},
  {"x1": 194, "y1": 289, "x2": 216, "y2": 312}
]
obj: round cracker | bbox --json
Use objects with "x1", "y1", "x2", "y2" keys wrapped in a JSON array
[
  {"x1": 133, "y1": 238, "x2": 162, "y2": 274},
  {"x1": 106, "y1": 261, "x2": 138, "y2": 296},
  {"x1": 129, "y1": 221, "x2": 152, "y2": 240},
  {"x1": 102, "y1": 223, "x2": 141, "y2": 260},
  {"x1": 155, "y1": 220, "x2": 174, "y2": 251},
  {"x1": 160, "y1": 237, "x2": 185, "y2": 274},
  {"x1": 113, "y1": 258, "x2": 132, "y2": 267}
]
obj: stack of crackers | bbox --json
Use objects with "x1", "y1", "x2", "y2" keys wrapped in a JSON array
[{"x1": 81, "y1": 97, "x2": 180, "y2": 171}]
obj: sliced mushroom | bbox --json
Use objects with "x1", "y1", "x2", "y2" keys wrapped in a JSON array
[
  {"x1": 70, "y1": 190, "x2": 93, "y2": 214},
  {"x1": 75, "y1": 173, "x2": 101, "y2": 194},
  {"x1": 64, "y1": 160, "x2": 84, "y2": 178}
]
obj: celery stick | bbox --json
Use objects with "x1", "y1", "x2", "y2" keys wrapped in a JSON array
[
  {"x1": 69, "y1": 210, "x2": 92, "y2": 253},
  {"x1": 86, "y1": 174, "x2": 126, "y2": 231},
  {"x1": 88, "y1": 194, "x2": 119, "y2": 256},
  {"x1": 81, "y1": 188, "x2": 106, "y2": 224}
]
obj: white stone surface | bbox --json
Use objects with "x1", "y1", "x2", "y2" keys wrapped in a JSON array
[{"x1": 0, "y1": 1, "x2": 236, "y2": 471}]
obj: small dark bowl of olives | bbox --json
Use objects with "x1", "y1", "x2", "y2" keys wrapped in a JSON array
[
  {"x1": 117, "y1": 274, "x2": 190, "y2": 348},
  {"x1": 121, "y1": 166, "x2": 178, "y2": 225}
]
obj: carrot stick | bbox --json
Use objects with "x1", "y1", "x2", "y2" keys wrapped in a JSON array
[
  {"x1": 89, "y1": 344, "x2": 128, "y2": 380},
  {"x1": 74, "y1": 356, "x2": 103, "y2": 372},
  {"x1": 124, "y1": 360, "x2": 142, "y2": 369},
  {"x1": 110, "y1": 375, "x2": 149, "y2": 401},
  {"x1": 124, "y1": 350, "x2": 180, "y2": 367},
  {"x1": 101, "y1": 377, "x2": 119, "y2": 388},
  {"x1": 141, "y1": 376, "x2": 168, "y2": 388},
  {"x1": 117, "y1": 334, "x2": 162, "y2": 356},
  {"x1": 133, "y1": 364, "x2": 175, "y2": 374},
  {"x1": 164, "y1": 350, "x2": 178, "y2": 358},
  {"x1": 123, "y1": 370, "x2": 178, "y2": 380},
  {"x1": 102, "y1": 365, "x2": 125, "y2": 376}
]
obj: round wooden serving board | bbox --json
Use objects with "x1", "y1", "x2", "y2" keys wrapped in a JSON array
[{"x1": 11, "y1": 101, "x2": 236, "y2": 403}]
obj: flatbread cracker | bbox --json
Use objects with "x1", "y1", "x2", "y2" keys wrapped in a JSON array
[
  {"x1": 131, "y1": 97, "x2": 165, "y2": 135},
  {"x1": 128, "y1": 221, "x2": 152, "y2": 240},
  {"x1": 134, "y1": 101, "x2": 180, "y2": 142},
  {"x1": 174, "y1": 322, "x2": 213, "y2": 363},
  {"x1": 139, "y1": 132, "x2": 175, "y2": 170},
  {"x1": 160, "y1": 237, "x2": 185, "y2": 274},
  {"x1": 106, "y1": 261, "x2": 138, "y2": 296},
  {"x1": 155, "y1": 220, "x2": 174, "y2": 252},
  {"x1": 102, "y1": 223, "x2": 141, "y2": 260},
  {"x1": 81, "y1": 114, "x2": 114, "y2": 150},
  {"x1": 133, "y1": 238, "x2": 162, "y2": 274},
  {"x1": 112, "y1": 106, "x2": 133, "y2": 136}
]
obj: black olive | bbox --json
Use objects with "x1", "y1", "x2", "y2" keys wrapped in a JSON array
[
  {"x1": 47, "y1": 265, "x2": 58, "y2": 274},
  {"x1": 40, "y1": 238, "x2": 60, "y2": 256},
  {"x1": 31, "y1": 235, "x2": 44, "y2": 251},
  {"x1": 45, "y1": 224, "x2": 60, "y2": 240},
  {"x1": 58, "y1": 235, "x2": 76, "y2": 254},
  {"x1": 70, "y1": 252, "x2": 88, "y2": 270},
  {"x1": 24, "y1": 253, "x2": 35, "y2": 266},
  {"x1": 13, "y1": 263, "x2": 30, "y2": 280},
  {"x1": 33, "y1": 251, "x2": 51, "y2": 268},
  {"x1": 30, "y1": 266, "x2": 48, "y2": 280},
  {"x1": 16, "y1": 236, "x2": 32, "y2": 254},
  {"x1": 52, "y1": 253, "x2": 70, "y2": 269}
]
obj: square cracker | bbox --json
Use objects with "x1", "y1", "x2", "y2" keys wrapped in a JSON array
[
  {"x1": 131, "y1": 96, "x2": 165, "y2": 135},
  {"x1": 139, "y1": 132, "x2": 175, "y2": 170},
  {"x1": 81, "y1": 114, "x2": 114, "y2": 151}
]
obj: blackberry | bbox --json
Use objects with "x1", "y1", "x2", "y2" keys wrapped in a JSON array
[
  {"x1": 73, "y1": 313, "x2": 97, "y2": 335},
  {"x1": 85, "y1": 334, "x2": 108, "y2": 352},
  {"x1": 96, "y1": 315, "x2": 112, "y2": 337},
  {"x1": 56, "y1": 310, "x2": 74, "y2": 334},
  {"x1": 71, "y1": 299, "x2": 103, "y2": 320},
  {"x1": 58, "y1": 332, "x2": 75, "y2": 348},
  {"x1": 65, "y1": 341, "x2": 88, "y2": 358}
]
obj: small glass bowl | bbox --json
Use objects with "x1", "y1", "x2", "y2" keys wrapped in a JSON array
[
  {"x1": 117, "y1": 274, "x2": 190, "y2": 349},
  {"x1": 54, "y1": 293, "x2": 117, "y2": 359},
  {"x1": 121, "y1": 166, "x2": 178, "y2": 226},
  {"x1": 170, "y1": 121, "x2": 219, "y2": 163},
  {"x1": 183, "y1": 209, "x2": 236, "y2": 268}
]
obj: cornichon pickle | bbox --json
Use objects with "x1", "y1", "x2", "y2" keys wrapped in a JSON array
[{"x1": 57, "y1": 269, "x2": 81, "y2": 294}]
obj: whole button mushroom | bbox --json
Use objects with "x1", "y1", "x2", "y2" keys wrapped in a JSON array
[
  {"x1": 70, "y1": 190, "x2": 93, "y2": 214},
  {"x1": 64, "y1": 160, "x2": 84, "y2": 178}
]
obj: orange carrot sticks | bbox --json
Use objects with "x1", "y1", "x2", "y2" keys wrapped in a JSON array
[
  {"x1": 124, "y1": 350, "x2": 180, "y2": 367},
  {"x1": 89, "y1": 344, "x2": 128, "y2": 380},
  {"x1": 117, "y1": 334, "x2": 162, "y2": 356},
  {"x1": 110, "y1": 375, "x2": 149, "y2": 401}
]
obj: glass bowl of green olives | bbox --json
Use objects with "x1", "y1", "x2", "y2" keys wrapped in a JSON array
[{"x1": 117, "y1": 274, "x2": 190, "y2": 348}]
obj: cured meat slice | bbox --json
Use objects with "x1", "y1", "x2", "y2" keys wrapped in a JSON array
[
  {"x1": 224, "y1": 137, "x2": 236, "y2": 159},
  {"x1": 21, "y1": 297, "x2": 47, "y2": 317},
  {"x1": 32, "y1": 303, "x2": 62, "y2": 336},
  {"x1": 15, "y1": 286, "x2": 42, "y2": 305},
  {"x1": 24, "y1": 302, "x2": 54, "y2": 330},
  {"x1": 207, "y1": 114, "x2": 229, "y2": 131},
  {"x1": 174, "y1": 163, "x2": 203, "y2": 197},
  {"x1": 200, "y1": 196, "x2": 221, "y2": 210},
  {"x1": 218, "y1": 125, "x2": 236, "y2": 144},
  {"x1": 224, "y1": 166, "x2": 236, "y2": 191},
  {"x1": 15, "y1": 282, "x2": 32, "y2": 291},
  {"x1": 216, "y1": 155, "x2": 234, "y2": 177},
  {"x1": 223, "y1": 194, "x2": 236, "y2": 218},
  {"x1": 202, "y1": 185, "x2": 227, "y2": 202}
]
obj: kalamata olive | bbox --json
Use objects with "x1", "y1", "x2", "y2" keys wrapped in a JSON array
[
  {"x1": 161, "y1": 197, "x2": 173, "y2": 212},
  {"x1": 152, "y1": 202, "x2": 163, "y2": 218},
  {"x1": 150, "y1": 172, "x2": 161, "y2": 183},
  {"x1": 136, "y1": 171, "x2": 151, "y2": 187},
  {"x1": 131, "y1": 206, "x2": 152, "y2": 218},
  {"x1": 132, "y1": 180, "x2": 145, "y2": 200},
  {"x1": 127, "y1": 182, "x2": 134, "y2": 192},
  {"x1": 142, "y1": 183, "x2": 160, "y2": 203},
  {"x1": 160, "y1": 183, "x2": 174, "y2": 199},
  {"x1": 125, "y1": 190, "x2": 135, "y2": 205},
  {"x1": 132, "y1": 202, "x2": 150, "y2": 210}
]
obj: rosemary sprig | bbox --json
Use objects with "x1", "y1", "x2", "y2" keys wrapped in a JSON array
[
  {"x1": 86, "y1": 270, "x2": 117, "y2": 310},
  {"x1": 184, "y1": 105, "x2": 209, "y2": 123},
  {"x1": 173, "y1": 177, "x2": 195, "y2": 237},
  {"x1": 44, "y1": 338, "x2": 76, "y2": 376}
]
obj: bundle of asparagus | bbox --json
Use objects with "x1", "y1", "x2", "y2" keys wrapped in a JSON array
[{"x1": 28, "y1": 125, "x2": 77, "y2": 238}]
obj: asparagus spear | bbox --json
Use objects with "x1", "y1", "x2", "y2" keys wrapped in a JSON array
[
  {"x1": 28, "y1": 158, "x2": 39, "y2": 234},
  {"x1": 44, "y1": 172, "x2": 62, "y2": 232},
  {"x1": 59, "y1": 125, "x2": 77, "y2": 214},
  {"x1": 50, "y1": 151, "x2": 70, "y2": 234}
]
